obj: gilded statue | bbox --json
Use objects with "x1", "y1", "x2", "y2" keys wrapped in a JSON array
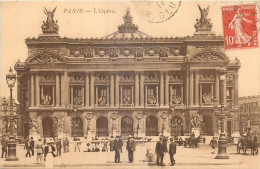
[{"x1": 42, "y1": 7, "x2": 59, "y2": 33}]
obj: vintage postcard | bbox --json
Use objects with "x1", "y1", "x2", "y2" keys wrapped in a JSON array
[{"x1": 0, "y1": 1, "x2": 259, "y2": 169}]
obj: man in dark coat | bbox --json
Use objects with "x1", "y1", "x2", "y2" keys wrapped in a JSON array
[
  {"x1": 114, "y1": 136, "x2": 121, "y2": 163},
  {"x1": 210, "y1": 136, "x2": 218, "y2": 154},
  {"x1": 126, "y1": 135, "x2": 136, "y2": 163},
  {"x1": 1, "y1": 139, "x2": 7, "y2": 158},
  {"x1": 56, "y1": 139, "x2": 62, "y2": 156},
  {"x1": 169, "y1": 138, "x2": 177, "y2": 166},
  {"x1": 30, "y1": 137, "x2": 35, "y2": 156},
  {"x1": 24, "y1": 140, "x2": 31, "y2": 157},
  {"x1": 156, "y1": 135, "x2": 167, "y2": 166}
]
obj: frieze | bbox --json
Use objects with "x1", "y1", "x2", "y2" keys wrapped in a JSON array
[
  {"x1": 39, "y1": 72, "x2": 55, "y2": 84},
  {"x1": 190, "y1": 51, "x2": 225, "y2": 61},
  {"x1": 144, "y1": 72, "x2": 159, "y2": 81},
  {"x1": 134, "y1": 48, "x2": 144, "y2": 60},
  {"x1": 95, "y1": 72, "x2": 109, "y2": 83},
  {"x1": 69, "y1": 72, "x2": 85, "y2": 84},
  {"x1": 119, "y1": 72, "x2": 134, "y2": 82},
  {"x1": 226, "y1": 74, "x2": 234, "y2": 86},
  {"x1": 30, "y1": 53, "x2": 64, "y2": 63},
  {"x1": 159, "y1": 47, "x2": 169, "y2": 58},
  {"x1": 120, "y1": 48, "x2": 133, "y2": 56},
  {"x1": 95, "y1": 48, "x2": 108, "y2": 57},
  {"x1": 169, "y1": 72, "x2": 184, "y2": 81},
  {"x1": 108, "y1": 48, "x2": 118, "y2": 58},
  {"x1": 199, "y1": 71, "x2": 214, "y2": 81}
]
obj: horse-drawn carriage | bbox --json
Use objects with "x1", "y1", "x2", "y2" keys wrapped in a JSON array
[
  {"x1": 237, "y1": 135, "x2": 258, "y2": 155},
  {"x1": 184, "y1": 136, "x2": 199, "y2": 148}
]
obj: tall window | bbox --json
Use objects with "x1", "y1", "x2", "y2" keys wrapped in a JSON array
[
  {"x1": 122, "y1": 86, "x2": 132, "y2": 104},
  {"x1": 73, "y1": 86, "x2": 83, "y2": 105},
  {"x1": 97, "y1": 86, "x2": 107, "y2": 106},
  {"x1": 41, "y1": 86, "x2": 53, "y2": 105},
  {"x1": 121, "y1": 116, "x2": 133, "y2": 135},
  {"x1": 71, "y1": 117, "x2": 83, "y2": 137},
  {"x1": 171, "y1": 85, "x2": 182, "y2": 104},
  {"x1": 146, "y1": 116, "x2": 158, "y2": 136},
  {"x1": 202, "y1": 84, "x2": 213, "y2": 104},
  {"x1": 96, "y1": 116, "x2": 108, "y2": 137},
  {"x1": 147, "y1": 86, "x2": 157, "y2": 104}
]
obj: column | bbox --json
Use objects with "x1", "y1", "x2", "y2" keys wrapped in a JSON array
[
  {"x1": 189, "y1": 70, "x2": 194, "y2": 106},
  {"x1": 199, "y1": 84, "x2": 202, "y2": 105},
  {"x1": 181, "y1": 85, "x2": 184, "y2": 104},
  {"x1": 131, "y1": 86, "x2": 134, "y2": 105},
  {"x1": 30, "y1": 73, "x2": 35, "y2": 107},
  {"x1": 115, "y1": 73, "x2": 119, "y2": 107},
  {"x1": 95, "y1": 86, "x2": 98, "y2": 105},
  {"x1": 134, "y1": 72, "x2": 139, "y2": 107},
  {"x1": 234, "y1": 74, "x2": 239, "y2": 106},
  {"x1": 160, "y1": 72, "x2": 164, "y2": 106},
  {"x1": 194, "y1": 70, "x2": 199, "y2": 105},
  {"x1": 223, "y1": 74, "x2": 227, "y2": 105},
  {"x1": 70, "y1": 87, "x2": 73, "y2": 105},
  {"x1": 64, "y1": 71, "x2": 69, "y2": 106},
  {"x1": 156, "y1": 86, "x2": 159, "y2": 105},
  {"x1": 52, "y1": 86, "x2": 55, "y2": 106},
  {"x1": 120, "y1": 86, "x2": 123, "y2": 105},
  {"x1": 145, "y1": 86, "x2": 148, "y2": 105},
  {"x1": 61, "y1": 72, "x2": 65, "y2": 107},
  {"x1": 231, "y1": 87, "x2": 235, "y2": 106},
  {"x1": 55, "y1": 73, "x2": 60, "y2": 106},
  {"x1": 185, "y1": 71, "x2": 189, "y2": 105},
  {"x1": 110, "y1": 73, "x2": 114, "y2": 107},
  {"x1": 106, "y1": 86, "x2": 109, "y2": 106},
  {"x1": 165, "y1": 72, "x2": 169, "y2": 106},
  {"x1": 170, "y1": 85, "x2": 172, "y2": 105},
  {"x1": 82, "y1": 86, "x2": 85, "y2": 106},
  {"x1": 85, "y1": 73, "x2": 90, "y2": 107},
  {"x1": 140, "y1": 72, "x2": 144, "y2": 107},
  {"x1": 90, "y1": 73, "x2": 95, "y2": 107},
  {"x1": 215, "y1": 71, "x2": 220, "y2": 105},
  {"x1": 35, "y1": 73, "x2": 40, "y2": 107}
]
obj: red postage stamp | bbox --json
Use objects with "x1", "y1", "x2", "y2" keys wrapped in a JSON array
[{"x1": 222, "y1": 4, "x2": 259, "y2": 49}]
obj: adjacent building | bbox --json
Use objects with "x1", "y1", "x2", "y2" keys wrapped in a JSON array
[{"x1": 14, "y1": 7, "x2": 240, "y2": 139}]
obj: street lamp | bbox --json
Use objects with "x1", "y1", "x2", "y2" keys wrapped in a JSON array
[
  {"x1": 214, "y1": 104, "x2": 229, "y2": 159},
  {"x1": 5, "y1": 67, "x2": 18, "y2": 161}
]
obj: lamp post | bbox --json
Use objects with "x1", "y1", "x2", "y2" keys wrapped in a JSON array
[
  {"x1": 214, "y1": 104, "x2": 229, "y2": 159},
  {"x1": 5, "y1": 67, "x2": 18, "y2": 161}
]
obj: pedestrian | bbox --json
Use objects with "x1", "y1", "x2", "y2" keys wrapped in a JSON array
[
  {"x1": 44, "y1": 140, "x2": 56, "y2": 168},
  {"x1": 43, "y1": 137, "x2": 46, "y2": 145},
  {"x1": 74, "y1": 138, "x2": 81, "y2": 152},
  {"x1": 119, "y1": 136, "x2": 123, "y2": 153},
  {"x1": 169, "y1": 138, "x2": 177, "y2": 166},
  {"x1": 1, "y1": 138, "x2": 7, "y2": 158},
  {"x1": 114, "y1": 136, "x2": 121, "y2": 163},
  {"x1": 126, "y1": 135, "x2": 135, "y2": 163},
  {"x1": 109, "y1": 136, "x2": 114, "y2": 151},
  {"x1": 35, "y1": 138, "x2": 44, "y2": 163},
  {"x1": 156, "y1": 135, "x2": 167, "y2": 166},
  {"x1": 63, "y1": 138, "x2": 69, "y2": 153},
  {"x1": 30, "y1": 137, "x2": 35, "y2": 156},
  {"x1": 56, "y1": 139, "x2": 62, "y2": 156},
  {"x1": 24, "y1": 140, "x2": 31, "y2": 158},
  {"x1": 209, "y1": 136, "x2": 218, "y2": 154}
]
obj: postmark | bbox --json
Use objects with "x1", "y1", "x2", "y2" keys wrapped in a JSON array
[
  {"x1": 137, "y1": 1, "x2": 181, "y2": 23},
  {"x1": 222, "y1": 3, "x2": 259, "y2": 49}
]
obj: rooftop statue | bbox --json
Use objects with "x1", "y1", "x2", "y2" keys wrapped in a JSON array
[
  {"x1": 194, "y1": 5, "x2": 213, "y2": 32},
  {"x1": 42, "y1": 7, "x2": 59, "y2": 34}
]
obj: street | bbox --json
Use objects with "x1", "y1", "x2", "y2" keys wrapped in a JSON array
[{"x1": 0, "y1": 143, "x2": 259, "y2": 169}]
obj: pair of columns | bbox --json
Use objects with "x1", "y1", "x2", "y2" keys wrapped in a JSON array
[{"x1": 30, "y1": 72, "x2": 64, "y2": 107}]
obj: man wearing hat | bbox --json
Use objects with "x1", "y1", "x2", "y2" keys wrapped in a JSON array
[
  {"x1": 56, "y1": 139, "x2": 62, "y2": 156},
  {"x1": 169, "y1": 138, "x2": 177, "y2": 166},
  {"x1": 156, "y1": 135, "x2": 165, "y2": 166},
  {"x1": 114, "y1": 136, "x2": 121, "y2": 163},
  {"x1": 1, "y1": 138, "x2": 7, "y2": 158},
  {"x1": 35, "y1": 138, "x2": 44, "y2": 163},
  {"x1": 126, "y1": 135, "x2": 136, "y2": 163},
  {"x1": 209, "y1": 136, "x2": 218, "y2": 154}
]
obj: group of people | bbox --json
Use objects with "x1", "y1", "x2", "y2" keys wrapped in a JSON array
[{"x1": 155, "y1": 135, "x2": 177, "y2": 166}]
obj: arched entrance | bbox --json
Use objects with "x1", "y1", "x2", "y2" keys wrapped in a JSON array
[
  {"x1": 96, "y1": 116, "x2": 108, "y2": 137},
  {"x1": 42, "y1": 117, "x2": 54, "y2": 137},
  {"x1": 146, "y1": 116, "x2": 158, "y2": 136},
  {"x1": 71, "y1": 117, "x2": 83, "y2": 137},
  {"x1": 170, "y1": 116, "x2": 184, "y2": 136},
  {"x1": 121, "y1": 116, "x2": 133, "y2": 136},
  {"x1": 202, "y1": 115, "x2": 213, "y2": 136}
]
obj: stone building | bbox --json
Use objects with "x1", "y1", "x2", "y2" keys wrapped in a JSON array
[
  {"x1": 239, "y1": 96, "x2": 260, "y2": 139},
  {"x1": 14, "y1": 7, "x2": 240, "y2": 139}
]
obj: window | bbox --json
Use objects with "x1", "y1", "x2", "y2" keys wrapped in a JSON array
[
  {"x1": 147, "y1": 86, "x2": 157, "y2": 104},
  {"x1": 73, "y1": 86, "x2": 83, "y2": 105},
  {"x1": 146, "y1": 116, "x2": 158, "y2": 136},
  {"x1": 97, "y1": 86, "x2": 107, "y2": 106},
  {"x1": 41, "y1": 86, "x2": 53, "y2": 105},
  {"x1": 202, "y1": 84, "x2": 213, "y2": 104},
  {"x1": 122, "y1": 86, "x2": 132, "y2": 104},
  {"x1": 96, "y1": 116, "x2": 108, "y2": 137},
  {"x1": 171, "y1": 85, "x2": 182, "y2": 104},
  {"x1": 71, "y1": 117, "x2": 83, "y2": 137}
]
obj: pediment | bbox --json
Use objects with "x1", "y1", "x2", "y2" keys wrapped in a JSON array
[
  {"x1": 26, "y1": 51, "x2": 67, "y2": 63},
  {"x1": 189, "y1": 49, "x2": 229, "y2": 62}
]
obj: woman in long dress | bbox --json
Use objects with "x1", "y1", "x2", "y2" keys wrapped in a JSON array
[
  {"x1": 44, "y1": 140, "x2": 55, "y2": 168},
  {"x1": 229, "y1": 7, "x2": 253, "y2": 46}
]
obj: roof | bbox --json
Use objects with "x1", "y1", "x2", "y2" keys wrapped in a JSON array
[{"x1": 101, "y1": 8, "x2": 151, "y2": 40}]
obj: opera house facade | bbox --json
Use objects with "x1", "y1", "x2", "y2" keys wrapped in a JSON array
[{"x1": 14, "y1": 8, "x2": 240, "y2": 140}]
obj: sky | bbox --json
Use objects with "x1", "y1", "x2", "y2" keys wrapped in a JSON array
[{"x1": 0, "y1": 1, "x2": 260, "y2": 99}]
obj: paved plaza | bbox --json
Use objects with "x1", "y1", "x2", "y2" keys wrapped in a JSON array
[{"x1": 0, "y1": 143, "x2": 259, "y2": 169}]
